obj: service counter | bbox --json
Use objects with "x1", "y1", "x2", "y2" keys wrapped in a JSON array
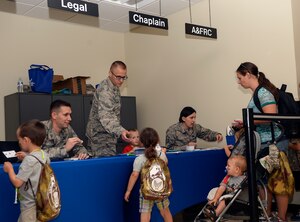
[{"x1": 0, "y1": 148, "x2": 227, "y2": 222}]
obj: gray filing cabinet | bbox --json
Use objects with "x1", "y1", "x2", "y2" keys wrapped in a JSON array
[
  {"x1": 4, "y1": 93, "x2": 52, "y2": 140},
  {"x1": 5, "y1": 93, "x2": 137, "y2": 149}
]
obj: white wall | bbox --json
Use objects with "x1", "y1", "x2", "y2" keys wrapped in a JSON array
[
  {"x1": 125, "y1": 0, "x2": 298, "y2": 146},
  {"x1": 0, "y1": 12, "x2": 126, "y2": 140},
  {"x1": 0, "y1": 0, "x2": 299, "y2": 146},
  {"x1": 0, "y1": 0, "x2": 299, "y2": 205},
  {"x1": 292, "y1": 0, "x2": 300, "y2": 96}
]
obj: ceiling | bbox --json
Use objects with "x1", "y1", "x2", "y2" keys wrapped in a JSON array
[{"x1": 0, "y1": 0, "x2": 202, "y2": 32}]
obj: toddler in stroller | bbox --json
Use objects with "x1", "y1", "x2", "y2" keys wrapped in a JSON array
[
  {"x1": 194, "y1": 128, "x2": 270, "y2": 222},
  {"x1": 203, "y1": 155, "x2": 247, "y2": 221}
]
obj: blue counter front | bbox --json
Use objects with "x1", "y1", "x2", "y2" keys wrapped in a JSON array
[{"x1": 0, "y1": 149, "x2": 227, "y2": 222}]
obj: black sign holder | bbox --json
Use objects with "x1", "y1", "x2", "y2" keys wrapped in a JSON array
[{"x1": 185, "y1": 0, "x2": 217, "y2": 39}]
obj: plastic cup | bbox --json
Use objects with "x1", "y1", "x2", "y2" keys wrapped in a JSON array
[{"x1": 186, "y1": 146, "x2": 195, "y2": 151}]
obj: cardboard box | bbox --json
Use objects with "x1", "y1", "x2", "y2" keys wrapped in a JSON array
[
  {"x1": 53, "y1": 75, "x2": 64, "y2": 83},
  {"x1": 52, "y1": 76, "x2": 90, "y2": 94}
]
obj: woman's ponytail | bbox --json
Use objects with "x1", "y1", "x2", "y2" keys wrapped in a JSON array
[
  {"x1": 257, "y1": 71, "x2": 279, "y2": 101},
  {"x1": 257, "y1": 71, "x2": 264, "y2": 85}
]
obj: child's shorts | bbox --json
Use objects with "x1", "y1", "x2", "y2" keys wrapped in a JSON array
[
  {"x1": 139, "y1": 195, "x2": 170, "y2": 213},
  {"x1": 18, "y1": 206, "x2": 38, "y2": 222}
]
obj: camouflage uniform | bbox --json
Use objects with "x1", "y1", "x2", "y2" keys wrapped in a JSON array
[
  {"x1": 86, "y1": 78, "x2": 125, "y2": 157},
  {"x1": 41, "y1": 120, "x2": 88, "y2": 160},
  {"x1": 166, "y1": 122, "x2": 220, "y2": 151}
]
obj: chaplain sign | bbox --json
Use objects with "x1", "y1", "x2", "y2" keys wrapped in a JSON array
[
  {"x1": 48, "y1": 0, "x2": 99, "y2": 17},
  {"x1": 185, "y1": 23, "x2": 217, "y2": 39},
  {"x1": 129, "y1": 11, "x2": 168, "y2": 30}
]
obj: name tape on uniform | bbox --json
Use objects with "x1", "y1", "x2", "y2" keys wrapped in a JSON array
[
  {"x1": 48, "y1": 0, "x2": 99, "y2": 17},
  {"x1": 129, "y1": 11, "x2": 168, "y2": 30},
  {"x1": 185, "y1": 23, "x2": 217, "y2": 39}
]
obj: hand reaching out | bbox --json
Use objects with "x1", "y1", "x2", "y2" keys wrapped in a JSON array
[
  {"x1": 121, "y1": 130, "x2": 131, "y2": 143},
  {"x1": 77, "y1": 153, "x2": 89, "y2": 160},
  {"x1": 3, "y1": 162, "x2": 13, "y2": 173},
  {"x1": 216, "y1": 134, "x2": 223, "y2": 142},
  {"x1": 208, "y1": 198, "x2": 218, "y2": 206},
  {"x1": 65, "y1": 137, "x2": 83, "y2": 152},
  {"x1": 224, "y1": 145, "x2": 233, "y2": 150},
  {"x1": 16, "y1": 151, "x2": 27, "y2": 161},
  {"x1": 233, "y1": 119, "x2": 243, "y2": 129},
  {"x1": 188, "y1": 142, "x2": 197, "y2": 147}
]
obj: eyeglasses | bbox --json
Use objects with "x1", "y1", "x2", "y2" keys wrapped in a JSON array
[{"x1": 110, "y1": 70, "x2": 128, "y2": 81}]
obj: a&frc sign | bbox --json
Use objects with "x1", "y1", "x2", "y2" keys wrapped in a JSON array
[{"x1": 185, "y1": 23, "x2": 217, "y2": 39}]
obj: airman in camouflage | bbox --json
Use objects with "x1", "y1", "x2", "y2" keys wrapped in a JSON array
[
  {"x1": 41, "y1": 100, "x2": 89, "y2": 160},
  {"x1": 166, "y1": 106, "x2": 223, "y2": 151},
  {"x1": 86, "y1": 61, "x2": 129, "y2": 157}
]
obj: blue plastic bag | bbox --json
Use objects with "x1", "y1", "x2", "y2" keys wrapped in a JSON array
[{"x1": 28, "y1": 64, "x2": 53, "y2": 93}]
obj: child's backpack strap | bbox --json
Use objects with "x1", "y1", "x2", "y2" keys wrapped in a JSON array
[
  {"x1": 26, "y1": 151, "x2": 46, "y2": 198},
  {"x1": 27, "y1": 178, "x2": 36, "y2": 200},
  {"x1": 158, "y1": 151, "x2": 162, "y2": 158},
  {"x1": 28, "y1": 150, "x2": 47, "y2": 164},
  {"x1": 30, "y1": 154, "x2": 44, "y2": 165}
]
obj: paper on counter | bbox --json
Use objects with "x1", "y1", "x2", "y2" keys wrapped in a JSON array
[
  {"x1": 3, "y1": 150, "x2": 16, "y2": 158},
  {"x1": 64, "y1": 157, "x2": 79, "y2": 161},
  {"x1": 196, "y1": 147, "x2": 223, "y2": 151}
]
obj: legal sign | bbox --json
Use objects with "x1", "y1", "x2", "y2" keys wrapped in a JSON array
[
  {"x1": 48, "y1": 0, "x2": 99, "y2": 17},
  {"x1": 185, "y1": 23, "x2": 217, "y2": 39},
  {"x1": 129, "y1": 11, "x2": 168, "y2": 30}
]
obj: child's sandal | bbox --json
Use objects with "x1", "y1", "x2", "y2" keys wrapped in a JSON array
[{"x1": 203, "y1": 205, "x2": 217, "y2": 221}]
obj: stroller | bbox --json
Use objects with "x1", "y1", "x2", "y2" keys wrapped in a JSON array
[{"x1": 194, "y1": 131, "x2": 271, "y2": 222}]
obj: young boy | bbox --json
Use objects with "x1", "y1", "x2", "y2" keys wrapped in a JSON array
[
  {"x1": 3, "y1": 120, "x2": 50, "y2": 222},
  {"x1": 204, "y1": 155, "x2": 247, "y2": 221},
  {"x1": 224, "y1": 128, "x2": 245, "y2": 157},
  {"x1": 124, "y1": 127, "x2": 173, "y2": 222},
  {"x1": 122, "y1": 129, "x2": 140, "y2": 154}
]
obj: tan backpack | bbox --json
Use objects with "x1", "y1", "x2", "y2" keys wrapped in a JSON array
[
  {"x1": 141, "y1": 155, "x2": 173, "y2": 200},
  {"x1": 28, "y1": 154, "x2": 61, "y2": 221}
]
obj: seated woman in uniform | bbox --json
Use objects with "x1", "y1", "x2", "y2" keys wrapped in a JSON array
[{"x1": 165, "y1": 106, "x2": 223, "y2": 151}]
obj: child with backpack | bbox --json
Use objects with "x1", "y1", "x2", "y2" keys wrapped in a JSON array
[
  {"x1": 124, "y1": 127, "x2": 173, "y2": 222},
  {"x1": 3, "y1": 120, "x2": 50, "y2": 222}
]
